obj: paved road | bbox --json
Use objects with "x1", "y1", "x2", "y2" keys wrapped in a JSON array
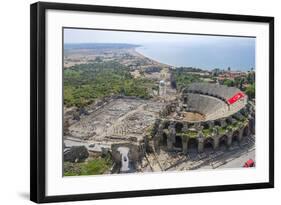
[{"x1": 217, "y1": 148, "x2": 255, "y2": 169}]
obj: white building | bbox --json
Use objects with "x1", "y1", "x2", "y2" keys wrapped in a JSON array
[{"x1": 159, "y1": 80, "x2": 166, "y2": 96}]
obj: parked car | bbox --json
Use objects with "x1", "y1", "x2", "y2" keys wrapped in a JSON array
[{"x1": 243, "y1": 159, "x2": 255, "y2": 167}]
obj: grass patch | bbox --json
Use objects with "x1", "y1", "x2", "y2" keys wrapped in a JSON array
[
  {"x1": 64, "y1": 156, "x2": 113, "y2": 176},
  {"x1": 227, "y1": 121, "x2": 243, "y2": 130},
  {"x1": 218, "y1": 127, "x2": 227, "y2": 134},
  {"x1": 236, "y1": 115, "x2": 248, "y2": 123},
  {"x1": 202, "y1": 128, "x2": 213, "y2": 137},
  {"x1": 181, "y1": 130, "x2": 198, "y2": 138}
]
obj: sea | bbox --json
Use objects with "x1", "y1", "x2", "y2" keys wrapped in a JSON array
[{"x1": 136, "y1": 40, "x2": 255, "y2": 71}]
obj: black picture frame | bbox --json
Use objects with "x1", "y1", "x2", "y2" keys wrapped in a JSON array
[{"x1": 30, "y1": 1, "x2": 274, "y2": 203}]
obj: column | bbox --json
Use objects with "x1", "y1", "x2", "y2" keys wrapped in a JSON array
[
  {"x1": 167, "y1": 122, "x2": 176, "y2": 151},
  {"x1": 198, "y1": 137, "x2": 204, "y2": 153},
  {"x1": 153, "y1": 133, "x2": 160, "y2": 152},
  {"x1": 249, "y1": 116, "x2": 255, "y2": 134},
  {"x1": 167, "y1": 137, "x2": 174, "y2": 151},
  {"x1": 238, "y1": 128, "x2": 243, "y2": 142},
  {"x1": 220, "y1": 119, "x2": 227, "y2": 127},
  {"x1": 227, "y1": 134, "x2": 232, "y2": 147},
  {"x1": 213, "y1": 137, "x2": 220, "y2": 150},
  {"x1": 182, "y1": 137, "x2": 188, "y2": 154}
]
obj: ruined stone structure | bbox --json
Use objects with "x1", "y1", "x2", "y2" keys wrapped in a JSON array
[
  {"x1": 111, "y1": 143, "x2": 146, "y2": 173},
  {"x1": 159, "y1": 80, "x2": 166, "y2": 96},
  {"x1": 153, "y1": 83, "x2": 255, "y2": 153},
  {"x1": 63, "y1": 84, "x2": 255, "y2": 166}
]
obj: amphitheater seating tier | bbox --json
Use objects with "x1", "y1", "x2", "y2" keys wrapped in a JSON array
[
  {"x1": 183, "y1": 83, "x2": 247, "y2": 121},
  {"x1": 187, "y1": 83, "x2": 241, "y2": 100}
]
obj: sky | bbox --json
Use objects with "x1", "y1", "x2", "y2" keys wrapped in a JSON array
[
  {"x1": 64, "y1": 28, "x2": 255, "y2": 46},
  {"x1": 64, "y1": 28, "x2": 255, "y2": 71}
]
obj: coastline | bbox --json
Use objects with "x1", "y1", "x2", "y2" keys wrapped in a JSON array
[
  {"x1": 64, "y1": 44, "x2": 253, "y2": 72},
  {"x1": 134, "y1": 45, "x2": 253, "y2": 72},
  {"x1": 131, "y1": 47, "x2": 172, "y2": 68}
]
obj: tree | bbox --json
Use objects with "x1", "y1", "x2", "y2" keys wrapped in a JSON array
[
  {"x1": 245, "y1": 83, "x2": 255, "y2": 100},
  {"x1": 63, "y1": 61, "x2": 153, "y2": 107},
  {"x1": 239, "y1": 78, "x2": 245, "y2": 90},
  {"x1": 223, "y1": 79, "x2": 234, "y2": 87},
  {"x1": 247, "y1": 72, "x2": 255, "y2": 84},
  {"x1": 234, "y1": 77, "x2": 245, "y2": 90},
  {"x1": 170, "y1": 73, "x2": 177, "y2": 89},
  {"x1": 212, "y1": 68, "x2": 221, "y2": 77},
  {"x1": 95, "y1": 56, "x2": 102, "y2": 62}
]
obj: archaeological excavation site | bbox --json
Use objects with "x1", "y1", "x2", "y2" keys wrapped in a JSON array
[
  {"x1": 63, "y1": 82, "x2": 255, "y2": 175},
  {"x1": 61, "y1": 31, "x2": 257, "y2": 176}
]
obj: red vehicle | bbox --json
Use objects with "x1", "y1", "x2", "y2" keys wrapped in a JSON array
[{"x1": 243, "y1": 159, "x2": 255, "y2": 167}]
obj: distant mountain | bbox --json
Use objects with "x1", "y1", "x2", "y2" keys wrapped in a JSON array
[{"x1": 64, "y1": 43, "x2": 140, "y2": 50}]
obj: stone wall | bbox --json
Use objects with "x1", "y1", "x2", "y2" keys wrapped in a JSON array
[
  {"x1": 111, "y1": 143, "x2": 145, "y2": 164},
  {"x1": 153, "y1": 107, "x2": 254, "y2": 154}
]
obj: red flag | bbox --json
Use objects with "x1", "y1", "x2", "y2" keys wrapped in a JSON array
[{"x1": 228, "y1": 92, "x2": 245, "y2": 104}]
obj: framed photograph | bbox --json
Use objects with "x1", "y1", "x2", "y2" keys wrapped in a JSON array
[{"x1": 30, "y1": 2, "x2": 274, "y2": 203}]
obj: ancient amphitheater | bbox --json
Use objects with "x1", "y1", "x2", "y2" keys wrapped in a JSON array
[
  {"x1": 64, "y1": 83, "x2": 255, "y2": 173},
  {"x1": 153, "y1": 83, "x2": 255, "y2": 154}
]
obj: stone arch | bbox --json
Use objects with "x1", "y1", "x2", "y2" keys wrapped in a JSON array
[
  {"x1": 202, "y1": 122, "x2": 209, "y2": 129},
  {"x1": 243, "y1": 125, "x2": 249, "y2": 137},
  {"x1": 240, "y1": 108, "x2": 247, "y2": 116},
  {"x1": 174, "y1": 135, "x2": 183, "y2": 149},
  {"x1": 219, "y1": 135, "x2": 228, "y2": 147},
  {"x1": 214, "y1": 120, "x2": 221, "y2": 126},
  {"x1": 162, "y1": 121, "x2": 170, "y2": 129},
  {"x1": 188, "y1": 123, "x2": 195, "y2": 130},
  {"x1": 232, "y1": 130, "x2": 240, "y2": 144},
  {"x1": 204, "y1": 137, "x2": 214, "y2": 150},
  {"x1": 187, "y1": 138, "x2": 198, "y2": 153},
  {"x1": 162, "y1": 133, "x2": 167, "y2": 146},
  {"x1": 183, "y1": 95, "x2": 188, "y2": 104},
  {"x1": 175, "y1": 122, "x2": 183, "y2": 132},
  {"x1": 225, "y1": 118, "x2": 232, "y2": 125}
]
